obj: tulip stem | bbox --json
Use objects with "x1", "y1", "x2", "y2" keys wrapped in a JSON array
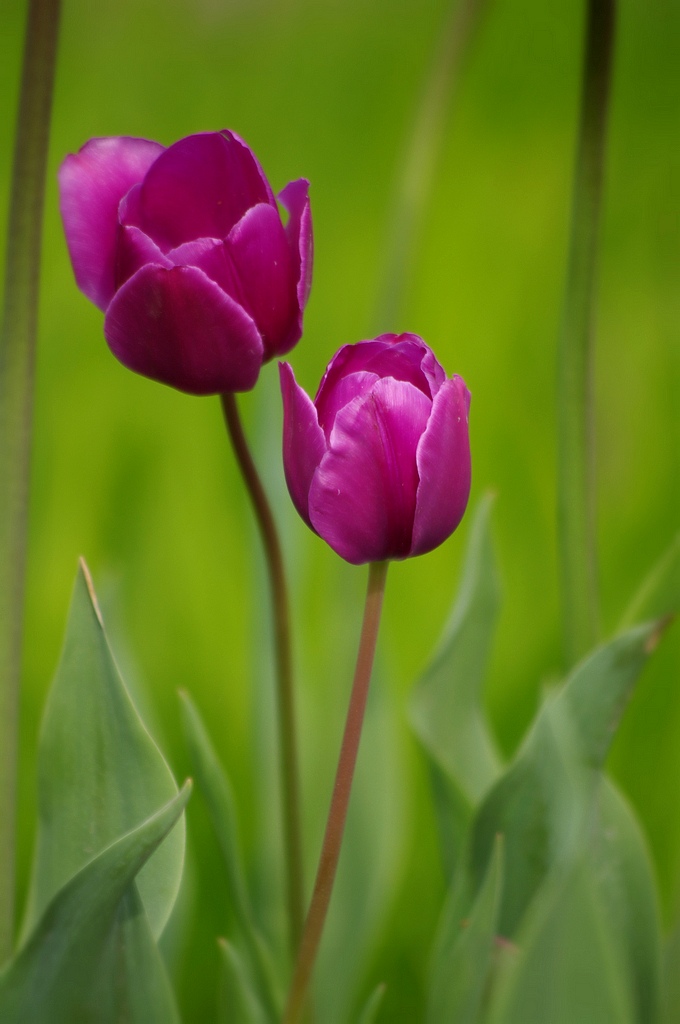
[
  {"x1": 0, "y1": 0, "x2": 61, "y2": 964},
  {"x1": 557, "y1": 0, "x2": 615, "y2": 666},
  {"x1": 375, "y1": 0, "x2": 489, "y2": 331},
  {"x1": 220, "y1": 391, "x2": 305, "y2": 958},
  {"x1": 283, "y1": 560, "x2": 389, "y2": 1024}
]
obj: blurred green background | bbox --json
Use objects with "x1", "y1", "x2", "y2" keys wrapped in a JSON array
[{"x1": 1, "y1": 0, "x2": 678, "y2": 1019}]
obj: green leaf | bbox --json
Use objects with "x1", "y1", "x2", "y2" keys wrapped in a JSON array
[
  {"x1": 424, "y1": 758, "x2": 472, "y2": 881},
  {"x1": 662, "y1": 915, "x2": 680, "y2": 1024},
  {"x1": 485, "y1": 857, "x2": 635, "y2": 1024},
  {"x1": 409, "y1": 495, "x2": 502, "y2": 870},
  {"x1": 0, "y1": 783, "x2": 190, "y2": 1023},
  {"x1": 86, "y1": 886, "x2": 179, "y2": 1024},
  {"x1": 619, "y1": 533, "x2": 680, "y2": 630},
  {"x1": 593, "y1": 779, "x2": 662, "y2": 1024},
  {"x1": 356, "y1": 983, "x2": 386, "y2": 1024},
  {"x1": 22, "y1": 561, "x2": 184, "y2": 942},
  {"x1": 179, "y1": 691, "x2": 279, "y2": 1021},
  {"x1": 217, "y1": 939, "x2": 269, "y2": 1024},
  {"x1": 427, "y1": 835, "x2": 503, "y2": 1024},
  {"x1": 470, "y1": 691, "x2": 591, "y2": 938},
  {"x1": 470, "y1": 623, "x2": 660, "y2": 938},
  {"x1": 557, "y1": 621, "x2": 665, "y2": 771}
]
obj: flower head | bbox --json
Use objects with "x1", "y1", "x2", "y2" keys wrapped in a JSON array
[
  {"x1": 59, "y1": 131, "x2": 313, "y2": 395},
  {"x1": 280, "y1": 333, "x2": 471, "y2": 564}
]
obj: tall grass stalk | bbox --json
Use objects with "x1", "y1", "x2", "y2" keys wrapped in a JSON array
[
  {"x1": 0, "y1": 0, "x2": 62, "y2": 964},
  {"x1": 557, "y1": 0, "x2": 616, "y2": 666}
]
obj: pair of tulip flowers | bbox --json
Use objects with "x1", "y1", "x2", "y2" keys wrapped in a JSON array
[{"x1": 60, "y1": 129, "x2": 471, "y2": 564}]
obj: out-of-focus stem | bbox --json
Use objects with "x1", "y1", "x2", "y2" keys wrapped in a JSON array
[
  {"x1": 283, "y1": 561, "x2": 389, "y2": 1024},
  {"x1": 0, "y1": 0, "x2": 61, "y2": 965},
  {"x1": 220, "y1": 391, "x2": 305, "y2": 958},
  {"x1": 557, "y1": 0, "x2": 616, "y2": 666},
  {"x1": 375, "y1": 0, "x2": 490, "y2": 331}
]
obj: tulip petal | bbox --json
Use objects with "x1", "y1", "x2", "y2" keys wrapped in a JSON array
[
  {"x1": 315, "y1": 371, "x2": 379, "y2": 438},
  {"x1": 134, "y1": 132, "x2": 273, "y2": 250},
  {"x1": 315, "y1": 336, "x2": 435, "y2": 410},
  {"x1": 115, "y1": 225, "x2": 172, "y2": 289},
  {"x1": 278, "y1": 178, "x2": 313, "y2": 312},
  {"x1": 279, "y1": 362, "x2": 327, "y2": 527},
  {"x1": 411, "y1": 376, "x2": 471, "y2": 556},
  {"x1": 59, "y1": 137, "x2": 164, "y2": 310},
  {"x1": 166, "y1": 238, "x2": 244, "y2": 304},
  {"x1": 420, "y1": 345, "x2": 447, "y2": 396},
  {"x1": 227, "y1": 204, "x2": 298, "y2": 358},
  {"x1": 103, "y1": 264, "x2": 264, "y2": 395},
  {"x1": 309, "y1": 378, "x2": 431, "y2": 564}
]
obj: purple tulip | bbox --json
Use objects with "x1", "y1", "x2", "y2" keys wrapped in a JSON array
[
  {"x1": 59, "y1": 131, "x2": 313, "y2": 395},
  {"x1": 280, "y1": 334, "x2": 471, "y2": 565}
]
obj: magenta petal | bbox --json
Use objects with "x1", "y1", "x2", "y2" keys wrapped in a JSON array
[
  {"x1": 315, "y1": 337, "x2": 433, "y2": 412},
  {"x1": 279, "y1": 362, "x2": 327, "y2": 527},
  {"x1": 227, "y1": 204, "x2": 298, "y2": 358},
  {"x1": 411, "y1": 376, "x2": 471, "y2": 556},
  {"x1": 308, "y1": 379, "x2": 431, "y2": 564},
  {"x1": 115, "y1": 225, "x2": 172, "y2": 289},
  {"x1": 166, "y1": 237, "x2": 244, "y2": 303},
  {"x1": 315, "y1": 371, "x2": 379, "y2": 438},
  {"x1": 59, "y1": 136, "x2": 164, "y2": 310},
  {"x1": 137, "y1": 132, "x2": 273, "y2": 250},
  {"x1": 278, "y1": 178, "x2": 313, "y2": 312},
  {"x1": 420, "y1": 346, "x2": 447, "y2": 396},
  {"x1": 103, "y1": 264, "x2": 264, "y2": 395}
]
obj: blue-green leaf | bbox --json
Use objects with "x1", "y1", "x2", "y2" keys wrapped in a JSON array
[
  {"x1": 410, "y1": 494, "x2": 502, "y2": 797},
  {"x1": 410, "y1": 495, "x2": 502, "y2": 871},
  {"x1": 0, "y1": 784, "x2": 190, "y2": 1023},
  {"x1": 662, "y1": 918, "x2": 680, "y2": 1024},
  {"x1": 470, "y1": 622, "x2": 660, "y2": 937},
  {"x1": 179, "y1": 691, "x2": 279, "y2": 1021},
  {"x1": 593, "y1": 779, "x2": 662, "y2": 1024},
  {"x1": 427, "y1": 835, "x2": 503, "y2": 1024},
  {"x1": 22, "y1": 561, "x2": 184, "y2": 942},
  {"x1": 486, "y1": 857, "x2": 635, "y2": 1024}
]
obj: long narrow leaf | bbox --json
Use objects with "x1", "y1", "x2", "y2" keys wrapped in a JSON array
[
  {"x1": 593, "y1": 779, "x2": 662, "y2": 1024},
  {"x1": 427, "y1": 835, "x2": 503, "y2": 1024},
  {"x1": 410, "y1": 495, "x2": 502, "y2": 871},
  {"x1": 217, "y1": 939, "x2": 269, "y2": 1024},
  {"x1": 356, "y1": 983, "x2": 386, "y2": 1024},
  {"x1": 180, "y1": 690, "x2": 279, "y2": 1021}
]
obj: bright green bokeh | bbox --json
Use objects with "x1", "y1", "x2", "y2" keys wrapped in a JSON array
[{"x1": 1, "y1": 0, "x2": 678, "y2": 1018}]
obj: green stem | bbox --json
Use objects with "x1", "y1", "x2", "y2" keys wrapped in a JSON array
[
  {"x1": 374, "y1": 0, "x2": 490, "y2": 331},
  {"x1": 557, "y1": 0, "x2": 616, "y2": 666},
  {"x1": 283, "y1": 561, "x2": 389, "y2": 1024},
  {"x1": 0, "y1": 0, "x2": 61, "y2": 964},
  {"x1": 220, "y1": 391, "x2": 305, "y2": 959}
]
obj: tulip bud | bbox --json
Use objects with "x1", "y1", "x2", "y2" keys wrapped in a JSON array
[
  {"x1": 59, "y1": 131, "x2": 313, "y2": 395},
  {"x1": 280, "y1": 334, "x2": 471, "y2": 564}
]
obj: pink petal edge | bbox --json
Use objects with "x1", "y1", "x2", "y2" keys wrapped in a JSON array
[
  {"x1": 59, "y1": 136, "x2": 164, "y2": 310},
  {"x1": 279, "y1": 362, "x2": 326, "y2": 527}
]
